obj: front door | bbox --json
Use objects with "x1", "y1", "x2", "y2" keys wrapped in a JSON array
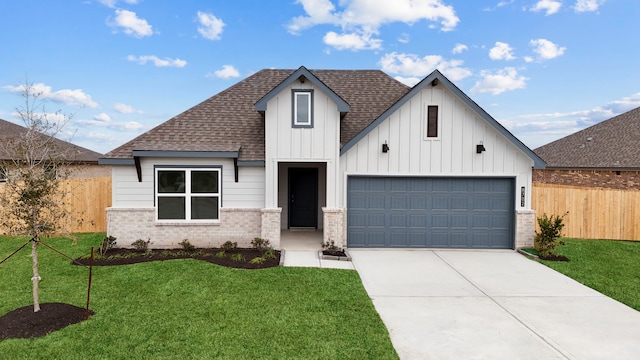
[{"x1": 288, "y1": 168, "x2": 318, "y2": 228}]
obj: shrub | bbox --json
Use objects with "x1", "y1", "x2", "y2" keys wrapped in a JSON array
[
  {"x1": 178, "y1": 239, "x2": 196, "y2": 252},
  {"x1": 322, "y1": 240, "x2": 341, "y2": 251},
  {"x1": 221, "y1": 241, "x2": 237, "y2": 251},
  {"x1": 215, "y1": 251, "x2": 226, "y2": 258},
  {"x1": 230, "y1": 253, "x2": 245, "y2": 262},
  {"x1": 262, "y1": 247, "x2": 277, "y2": 260},
  {"x1": 98, "y1": 236, "x2": 117, "y2": 256},
  {"x1": 250, "y1": 256, "x2": 266, "y2": 264},
  {"x1": 251, "y1": 237, "x2": 271, "y2": 251},
  {"x1": 534, "y1": 213, "x2": 567, "y2": 258},
  {"x1": 131, "y1": 239, "x2": 152, "y2": 253}
]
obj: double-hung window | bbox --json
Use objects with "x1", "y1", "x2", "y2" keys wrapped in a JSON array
[
  {"x1": 156, "y1": 167, "x2": 221, "y2": 221},
  {"x1": 292, "y1": 90, "x2": 313, "y2": 128}
]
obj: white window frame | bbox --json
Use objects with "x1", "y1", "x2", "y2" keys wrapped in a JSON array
[
  {"x1": 292, "y1": 90, "x2": 314, "y2": 128},
  {"x1": 155, "y1": 167, "x2": 221, "y2": 222}
]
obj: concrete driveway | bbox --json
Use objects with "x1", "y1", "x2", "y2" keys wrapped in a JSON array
[{"x1": 349, "y1": 250, "x2": 640, "y2": 360}]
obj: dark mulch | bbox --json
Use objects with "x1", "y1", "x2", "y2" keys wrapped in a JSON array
[
  {"x1": 0, "y1": 303, "x2": 94, "y2": 340},
  {"x1": 539, "y1": 254, "x2": 570, "y2": 261},
  {"x1": 322, "y1": 249, "x2": 347, "y2": 257},
  {"x1": 1, "y1": 247, "x2": 280, "y2": 341},
  {"x1": 72, "y1": 248, "x2": 281, "y2": 269}
]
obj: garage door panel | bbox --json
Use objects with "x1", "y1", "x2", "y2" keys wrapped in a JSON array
[{"x1": 347, "y1": 177, "x2": 514, "y2": 249}]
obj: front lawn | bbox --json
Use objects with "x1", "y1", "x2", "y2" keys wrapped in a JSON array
[
  {"x1": 0, "y1": 234, "x2": 398, "y2": 359},
  {"x1": 541, "y1": 238, "x2": 640, "y2": 311}
]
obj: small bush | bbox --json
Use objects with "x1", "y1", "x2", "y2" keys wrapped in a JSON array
[
  {"x1": 221, "y1": 241, "x2": 237, "y2": 251},
  {"x1": 262, "y1": 247, "x2": 277, "y2": 260},
  {"x1": 230, "y1": 253, "x2": 245, "y2": 262},
  {"x1": 250, "y1": 256, "x2": 266, "y2": 264},
  {"x1": 534, "y1": 213, "x2": 567, "y2": 258},
  {"x1": 131, "y1": 239, "x2": 152, "y2": 252},
  {"x1": 251, "y1": 237, "x2": 271, "y2": 251},
  {"x1": 161, "y1": 250, "x2": 173, "y2": 258},
  {"x1": 215, "y1": 251, "x2": 226, "y2": 258},
  {"x1": 98, "y1": 236, "x2": 117, "y2": 256},
  {"x1": 178, "y1": 239, "x2": 196, "y2": 252},
  {"x1": 322, "y1": 240, "x2": 341, "y2": 251}
]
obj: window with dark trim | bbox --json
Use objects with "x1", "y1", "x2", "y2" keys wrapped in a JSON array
[
  {"x1": 0, "y1": 166, "x2": 7, "y2": 182},
  {"x1": 427, "y1": 105, "x2": 438, "y2": 138},
  {"x1": 292, "y1": 90, "x2": 314, "y2": 128},
  {"x1": 155, "y1": 168, "x2": 221, "y2": 221}
]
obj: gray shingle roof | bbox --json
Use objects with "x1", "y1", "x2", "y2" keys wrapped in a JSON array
[
  {"x1": 104, "y1": 68, "x2": 410, "y2": 161},
  {"x1": 0, "y1": 119, "x2": 102, "y2": 163},
  {"x1": 534, "y1": 106, "x2": 640, "y2": 169}
]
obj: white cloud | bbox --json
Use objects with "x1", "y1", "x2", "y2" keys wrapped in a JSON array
[
  {"x1": 323, "y1": 31, "x2": 382, "y2": 51},
  {"x1": 452, "y1": 43, "x2": 468, "y2": 54},
  {"x1": 529, "y1": 38, "x2": 566, "y2": 60},
  {"x1": 5, "y1": 83, "x2": 99, "y2": 108},
  {"x1": 288, "y1": 0, "x2": 459, "y2": 50},
  {"x1": 127, "y1": 55, "x2": 187, "y2": 68},
  {"x1": 209, "y1": 65, "x2": 240, "y2": 79},
  {"x1": 489, "y1": 42, "x2": 516, "y2": 60},
  {"x1": 109, "y1": 9, "x2": 153, "y2": 38},
  {"x1": 398, "y1": 33, "x2": 410, "y2": 44},
  {"x1": 94, "y1": 112, "x2": 111, "y2": 123},
  {"x1": 574, "y1": 0, "x2": 605, "y2": 12},
  {"x1": 98, "y1": 0, "x2": 139, "y2": 7},
  {"x1": 76, "y1": 113, "x2": 144, "y2": 131},
  {"x1": 393, "y1": 76, "x2": 422, "y2": 87},
  {"x1": 471, "y1": 67, "x2": 528, "y2": 95},
  {"x1": 196, "y1": 11, "x2": 225, "y2": 40},
  {"x1": 379, "y1": 52, "x2": 472, "y2": 82},
  {"x1": 113, "y1": 102, "x2": 142, "y2": 114},
  {"x1": 530, "y1": 0, "x2": 562, "y2": 15}
]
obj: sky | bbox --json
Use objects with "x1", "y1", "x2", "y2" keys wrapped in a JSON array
[{"x1": 0, "y1": 0, "x2": 638, "y2": 155}]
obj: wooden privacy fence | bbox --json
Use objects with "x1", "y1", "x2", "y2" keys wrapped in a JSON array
[
  {"x1": 0, "y1": 177, "x2": 111, "y2": 234},
  {"x1": 532, "y1": 183, "x2": 640, "y2": 241}
]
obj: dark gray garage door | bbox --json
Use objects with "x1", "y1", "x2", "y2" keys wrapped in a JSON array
[{"x1": 347, "y1": 177, "x2": 514, "y2": 249}]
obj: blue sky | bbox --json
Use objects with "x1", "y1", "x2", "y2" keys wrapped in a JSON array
[{"x1": 0, "y1": 0, "x2": 637, "y2": 154}]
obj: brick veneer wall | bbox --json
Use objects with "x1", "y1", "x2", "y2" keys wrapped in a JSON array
[
  {"x1": 322, "y1": 207, "x2": 346, "y2": 248},
  {"x1": 515, "y1": 209, "x2": 535, "y2": 248},
  {"x1": 106, "y1": 207, "x2": 263, "y2": 249},
  {"x1": 533, "y1": 169, "x2": 640, "y2": 190},
  {"x1": 260, "y1": 208, "x2": 282, "y2": 249}
]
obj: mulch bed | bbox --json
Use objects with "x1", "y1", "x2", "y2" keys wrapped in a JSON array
[
  {"x1": 1, "y1": 247, "x2": 281, "y2": 341},
  {"x1": 72, "y1": 248, "x2": 281, "y2": 269},
  {"x1": 0, "y1": 303, "x2": 94, "y2": 340}
]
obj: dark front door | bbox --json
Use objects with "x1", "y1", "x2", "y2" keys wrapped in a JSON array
[{"x1": 288, "y1": 168, "x2": 318, "y2": 228}]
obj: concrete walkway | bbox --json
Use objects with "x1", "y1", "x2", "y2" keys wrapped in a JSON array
[
  {"x1": 349, "y1": 250, "x2": 640, "y2": 360},
  {"x1": 282, "y1": 249, "x2": 355, "y2": 269}
]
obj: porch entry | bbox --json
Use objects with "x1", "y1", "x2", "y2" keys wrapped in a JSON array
[{"x1": 288, "y1": 167, "x2": 318, "y2": 228}]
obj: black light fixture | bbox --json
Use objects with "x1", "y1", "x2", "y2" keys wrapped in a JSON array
[
  {"x1": 382, "y1": 141, "x2": 390, "y2": 153},
  {"x1": 476, "y1": 141, "x2": 486, "y2": 154}
]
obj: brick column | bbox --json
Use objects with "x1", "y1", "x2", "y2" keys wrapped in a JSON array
[
  {"x1": 322, "y1": 207, "x2": 346, "y2": 248},
  {"x1": 515, "y1": 209, "x2": 536, "y2": 249},
  {"x1": 261, "y1": 208, "x2": 282, "y2": 249}
]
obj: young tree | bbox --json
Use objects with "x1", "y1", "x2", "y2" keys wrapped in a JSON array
[{"x1": 0, "y1": 81, "x2": 76, "y2": 312}]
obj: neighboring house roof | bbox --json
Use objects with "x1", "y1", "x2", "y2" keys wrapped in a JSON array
[
  {"x1": 534, "y1": 106, "x2": 640, "y2": 169},
  {"x1": 101, "y1": 66, "x2": 543, "y2": 168},
  {"x1": 103, "y1": 67, "x2": 410, "y2": 162},
  {"x1": 0, "y1": 119, "x2": 102, "y2": 163}
]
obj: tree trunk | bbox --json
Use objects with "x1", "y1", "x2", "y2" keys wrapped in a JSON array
[{"x1": 31, "y1": 237, "x2": 41, "y2": 313}]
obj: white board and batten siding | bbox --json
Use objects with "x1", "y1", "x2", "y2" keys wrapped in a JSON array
[
  {"x1": 264, "y1": 82, "x2": 341, "y2": 208},
  {"x1": 111, "y1": 158, "x2": 265, "y2": 209},
  {"x1": 340, "y1": 85, "x2": 534, "y2": 209}
]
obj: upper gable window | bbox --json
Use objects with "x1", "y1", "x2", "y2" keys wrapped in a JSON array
[
  {"x1": 292, "y1": 90, "x2": 314, "y2": 128},
  {"x1": 426, "y1": 105, "x2": 439, "y2": 139}
]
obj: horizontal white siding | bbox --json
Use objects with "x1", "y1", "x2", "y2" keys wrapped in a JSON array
[
  {"x1": 340, "y1": 85, "x2": 534, "y2": 209},
  {"x1": 112, "y1": 157, "x2": 265, "y2": 209}
]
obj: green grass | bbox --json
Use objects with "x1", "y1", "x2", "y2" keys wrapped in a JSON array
[
  {"x1": 541, "y1": 238, "x2": 640, "y2": 311},
  {"x1": 0, "y1": 234, "x2": 398, "y2": 359}
]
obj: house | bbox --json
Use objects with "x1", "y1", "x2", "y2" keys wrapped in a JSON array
[
  {"x1": 99, "y1": 67, "x2": 545, "y2": 250},
  {"x1": 534, "y1": 106, "x2": 640, "y2": 190},
  {"x1": 0, "y1": 119, "x2": 109, "y2": 181}
]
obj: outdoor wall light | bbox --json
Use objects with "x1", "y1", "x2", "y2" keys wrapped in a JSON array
[
  {"x1": 382, "y1": 141, "x2": 390, "y2": 153},
  {"x1": 476, "y1": 141, "x2": 486, "y2": 154}
]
